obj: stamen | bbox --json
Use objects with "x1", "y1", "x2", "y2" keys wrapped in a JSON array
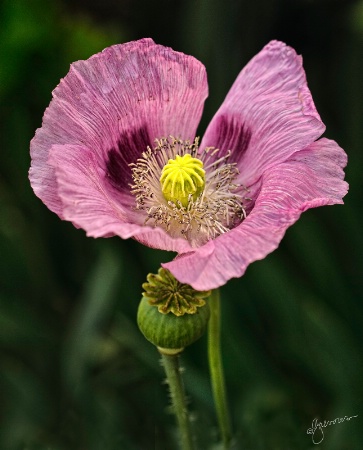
[{"x1": 129, "y1": 137, "x2": 248, "y2": 246}]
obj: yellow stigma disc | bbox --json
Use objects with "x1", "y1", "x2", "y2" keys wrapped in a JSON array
[{"x1": 160, "y1": 154, "x2": 205, "y2": 207}]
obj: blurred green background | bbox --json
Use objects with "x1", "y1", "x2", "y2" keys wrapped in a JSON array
[{"x1": 1, "y1": 0, "x2": 362, "y2": 448}]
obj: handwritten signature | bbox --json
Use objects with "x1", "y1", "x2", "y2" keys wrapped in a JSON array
[{"x1": 307, "y1": 415, "x2": 358, "y2": 444}]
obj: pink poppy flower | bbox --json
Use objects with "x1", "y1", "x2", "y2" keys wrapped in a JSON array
[{"x1": 29, "y1": 38, "x2": 348, "y2": 291}]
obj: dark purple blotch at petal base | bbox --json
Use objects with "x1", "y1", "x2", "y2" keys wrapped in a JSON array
[
  {"x1": 106, "y1": 126, "x2": 151, "y2": 193},
  {"x1": 211, "y1": 115, "x2": 252, "y2": 165}
]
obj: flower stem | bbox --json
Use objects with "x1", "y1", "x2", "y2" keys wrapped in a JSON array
[
  {"x1": 159, "y1": 349, "x2": 195, "y2": 450},
  {"x1": 208, "y1": 289, "x2": 232, "y2": 448}
]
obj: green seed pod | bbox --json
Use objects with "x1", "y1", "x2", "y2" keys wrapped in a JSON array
[{"x1": 137, "y1": 268, "x2": 211, "y2": 351}]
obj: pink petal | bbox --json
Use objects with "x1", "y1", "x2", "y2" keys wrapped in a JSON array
[
  {"x1": 30, "y1": 38, "x2": 208, "y2": 217},
  {"x1": 49, "y1": 144, "x2": 193, "y2": 253},
  {"x1": 163, "y1": 138, "x2": 348, "y2": 290},
  {"x1": 200, "y1": 40, "x2": 325, "y2": 186}
]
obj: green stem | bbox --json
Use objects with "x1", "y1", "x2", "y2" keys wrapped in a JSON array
[
  {"x1": 208, "y1": 289, "x2": 232, "y2": 448},
  {"x1": 159, "y1": 349, "x2": 195, "y2": 450}
]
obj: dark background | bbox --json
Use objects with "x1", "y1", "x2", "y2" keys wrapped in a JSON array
[{"x1": 1, "y1": 0, "x2": 362, "y2": 448}]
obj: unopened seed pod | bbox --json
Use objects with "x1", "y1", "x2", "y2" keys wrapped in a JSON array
[{"x1": 137, "y1": 268, "x2": 211, "y2": 351}]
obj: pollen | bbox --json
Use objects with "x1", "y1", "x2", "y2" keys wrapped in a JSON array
[
  {"x1": 160, "y1": 154, "x2": 205, "y2": 207},
  {"x1": 129, "y1": 137, "x2": 248, "y2": 247}
]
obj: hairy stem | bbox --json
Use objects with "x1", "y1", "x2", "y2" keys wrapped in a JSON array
[{"x1": 159, "y1": 349, "x2": 195, "y2": 450}]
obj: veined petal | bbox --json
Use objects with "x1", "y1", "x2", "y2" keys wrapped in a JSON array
[
  {"x1": 49, "y1": 144, "x2": 194, "y2": 253},
  {"x1": 164, "y1": 138, "x2": 348, "y2": 290},
  {"x1": 200, "y1": 40, "x2": 325, "y2": 186},
  {"x1": 30, "y1": 38, "x2": 208, "y2": 216}
]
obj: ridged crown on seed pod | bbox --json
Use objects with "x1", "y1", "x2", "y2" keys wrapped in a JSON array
[{"x1": 137, "y1": 268, "x2": 211, "y2": 350}]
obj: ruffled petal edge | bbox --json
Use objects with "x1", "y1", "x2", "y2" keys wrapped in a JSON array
[{"x1": 163, "y1": 138, "x2": 348, "y2": 290}]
